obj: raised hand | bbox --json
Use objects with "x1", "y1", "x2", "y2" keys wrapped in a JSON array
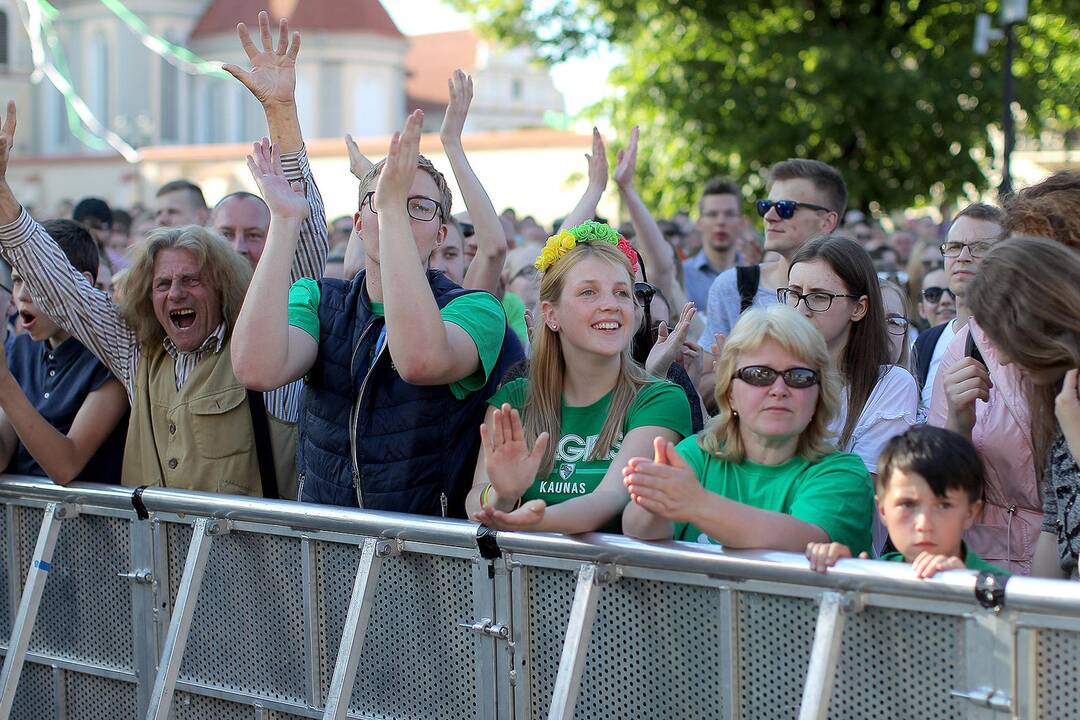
[
  {"x1": 222, "y1": 11, "x2": 299, "y2": 108},
  {"x1": 645, "y1": 301, "x2": 696, "y2": 376},
  {"x1": 942, "y1": 356, "x2": 992, "y2": 437},
  {"x1": 479, "y1": 403, "x2": 550, "y2": 502},
  {"x1": 613, "y1": 125, "x2": 639, "y2": 190},
  {"x1": 374, "y1": 110, "x2": 424, "y2": 212},
  {"x1": 246, "y1": 137, "x2": 308, "y2": 220},
  {"x1": 0, "y1": 100, "x2": 16, "y2": 182},
  {"x1": 439, "y1": 69, "x2": 473, "y2": 147},
  {"x1": 585, "y1": 127, "x2": 609, "y2": 195},
  {"x1": 622, "y1": 437, "x2": 703, "y2": 521},
  {"x1": 344, "y1": 133, "x2": 374, "y2": 180}
]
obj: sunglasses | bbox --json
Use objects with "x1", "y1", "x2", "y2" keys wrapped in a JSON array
[
  {"x1": 755, "y1": 199, "x2": 832, "y2": 220},
  {"x1": 921, "y1": 286, "x2": 956, "y2": 304},
  {"x1": 734, "y1": 365, "x2": 820, "y2": 389},
  {"x1": 634, "y1": 281, "x2": 656, "y2": 306}
]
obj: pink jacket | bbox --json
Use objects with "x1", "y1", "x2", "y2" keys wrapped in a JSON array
[{"x1": 929, "y1": 319, "x2": 1040, "y2": 575}]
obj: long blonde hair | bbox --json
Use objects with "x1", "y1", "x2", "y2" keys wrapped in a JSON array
[
  {"x1": 701, "y1": 305, "x2": 840, "y2": 463},
  {"x1": 524, "y1": 241, "x2": 649, "y2": 475},
  {"x1": 120, "y1": 225, "x2": 252, "y2": 348}
]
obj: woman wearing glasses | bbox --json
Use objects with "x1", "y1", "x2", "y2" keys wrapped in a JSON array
[
  {"x1": 621, "y1": 305, "x2": 872, "y2": 553},
  {"x1": 466, "y1": 222, "x2": 694, "y2": 533}
]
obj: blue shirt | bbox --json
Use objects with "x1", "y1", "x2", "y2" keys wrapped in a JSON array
[
  {"x1": 682, "y1": 249, "x2": 721, "y2": 313},
  {"x1": 5, "y1": 334, "x2": 127, "y2": 484}
]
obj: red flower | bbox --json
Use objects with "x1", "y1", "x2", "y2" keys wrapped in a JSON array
[{"x1": 617, "y1": 236, "x2": 639, "y2": 273}]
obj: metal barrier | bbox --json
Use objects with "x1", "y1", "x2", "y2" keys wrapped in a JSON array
[{"x1": 0, "y1": 476, "x2": 1077, "y2": 720}]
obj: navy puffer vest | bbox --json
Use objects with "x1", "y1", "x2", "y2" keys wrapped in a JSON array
[{"x1": 297, "y1": 269, "x2": 524, "y2": 516}]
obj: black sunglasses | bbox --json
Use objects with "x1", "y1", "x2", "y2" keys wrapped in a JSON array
[
  {"x1": 755, "y1": 199, "x2": 832, "y2": 220},
  {"x1": 734, "y1": 365, "x2": 820, "y2": 389},
  {"x1": 634, "y1": 281, "x2": 656, "y2": 306},
  {"x1": 921, "y1": 286, "x2": 956, "y2": 304}
]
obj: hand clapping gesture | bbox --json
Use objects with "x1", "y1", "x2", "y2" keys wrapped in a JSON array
[
  {"x1": 439, "y1": 69, "x2": 473, "y2": 148},
  {"x1": 623, "y1": 436, "x2": 704, "y2": 521},
  {"x1": 223, "y1": 12, "x2": 300, "y2": 109},
  {"x1": 645, "y1": 301, "x2": 698, "y2": 377},
  {"x1": 245, "y1": 137, "x2": 309, "y2": 221},
  {"x1": 0, "y1": 100, "x2": 17, "y2": 183},
  {"x1": 612, "y1": 125, "x2": 639, "y2": 191},
  {"x1": 470, "y1": 403, "x2": 550, "y2": 530}
]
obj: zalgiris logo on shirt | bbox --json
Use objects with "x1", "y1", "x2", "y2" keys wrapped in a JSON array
[{"x1": 559, "y1": 463, "x2": 574, "y2": 480}]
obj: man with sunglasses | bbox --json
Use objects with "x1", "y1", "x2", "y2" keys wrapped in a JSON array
[
  {"x1": 234, "y1": 110, "x2": 524, "y2": 516},
  {"x1": 912, "y1": 203, "x2": 1003, "y2": 411},
  {"x1": 696, "y1": 159, "x2": 845, "y2": 404}
]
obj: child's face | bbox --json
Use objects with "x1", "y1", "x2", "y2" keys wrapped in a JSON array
[{"x1": 877, "y1": 469, "x2": 982, "y2": 562}]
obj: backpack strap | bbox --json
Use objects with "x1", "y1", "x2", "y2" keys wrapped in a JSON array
[
  {"x1": 736, "y1": 264, "x2": 762, "y2": 314},
  {"x1": 246, "y1": 389, "x2": 279, "y2": 500}
]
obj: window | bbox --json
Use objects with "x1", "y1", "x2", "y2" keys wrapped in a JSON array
[
  {"x1": 87, "y1": 32, "x2": 110, "y2": 127},
  {"x1": 160, "y1": 35, "x2": 179, "y2": 142},
  {"x1": 511, "y1": 77, "x2": 523, "y2": 100},
  {"x1": 0, "y1": 11, "x2": 9, "y2": 66}
]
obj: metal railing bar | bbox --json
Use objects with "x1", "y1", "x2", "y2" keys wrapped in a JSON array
[
  {"x1": 0, "y1": 651, "x2": 137, "y2": 683},
  {"x1": 172, "y1": 680, "x2": 323, "y2": 719}
]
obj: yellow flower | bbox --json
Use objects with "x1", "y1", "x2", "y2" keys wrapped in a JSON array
[{"x1": 557, "y1": 231, "x2": 577, "y2": 251}]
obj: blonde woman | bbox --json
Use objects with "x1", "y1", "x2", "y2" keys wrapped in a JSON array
[
  {"x1": 622, "y1": 306, "x2": 873, "y2": 553},
  {"x1": 467, "y1": 222, "x2": 693, "y2": 533}
]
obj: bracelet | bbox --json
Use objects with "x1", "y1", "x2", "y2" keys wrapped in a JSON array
[{"x1": 480, "y1": 483, "x2": 524, "y2": 511}]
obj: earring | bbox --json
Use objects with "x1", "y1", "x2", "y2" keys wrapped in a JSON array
[
  {"x1": 549, "y1": 322, "x2": 559, "y2": 331},
  {"x1": 732, "y1": 409, "x2": 739, "y2": 418}
]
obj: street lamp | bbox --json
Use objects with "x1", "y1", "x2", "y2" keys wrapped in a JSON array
[{"x1": 974, "y1": 0, "x2": 1028, "y2": 197}]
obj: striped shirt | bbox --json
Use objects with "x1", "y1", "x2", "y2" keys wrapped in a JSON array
[{"x1": 0, "y1": 147, "x2": 326, "y2": 423}]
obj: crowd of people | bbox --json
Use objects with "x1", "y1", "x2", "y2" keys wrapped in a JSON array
[{"x1": 0, "y1": 11, "x2": 1078, "y2": 583}]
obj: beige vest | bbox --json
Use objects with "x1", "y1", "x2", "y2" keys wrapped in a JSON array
[{"x1": 121, "y1": 340, "x2": 297, "y2": 497}]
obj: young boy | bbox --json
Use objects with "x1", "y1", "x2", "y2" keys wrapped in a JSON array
[
  {"x1": 806, "y1": 425, "x2": 1008, "y2": 578},
  {"x1": 0, "y1": 220, "x2": 128, "y2": 484}
]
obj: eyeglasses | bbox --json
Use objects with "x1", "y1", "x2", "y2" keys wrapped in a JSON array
[
  {"x1": 755, "y1": 199, "x2": 832, "y2": 219},
  {"x1": 361, "y1": 192, "x2": 443, "y2": 223},
  {"x1": 921, "y1": 286, "x2": 956, "y2": 304},
  {"x1": 885, "y1": 314, "x2": 910, "y2": 336},
  {"x1": 777, "y1": 287, "x2": 860, "y2": 313},
  {"x1": 939, "y1": 239, "x2": 993, "y2": 259},
  {"x1": 634, "y1": 281, "x2": 656, "y2": 306},
  {"x1": 734, "y1": 365, "x2": 820, "y2": 389}
]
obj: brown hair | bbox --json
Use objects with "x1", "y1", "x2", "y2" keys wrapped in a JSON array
[
  {"x1": 702, "y1": 305, "x2": 840, "y2": 462},
  {"x1": 357, "y1": 154, "x2": 453, "y2": 221},
  {"x1": 699, "y1": 177, "x2": 740, "y2": 212},
  {"x1": 767, "y1": 159, "x2": 847, "y2": 216},
  {"x1": 789, "y1": 235, "x2": 891, "y2": 448},
  {"x1": 1002, "y1": 171, "x2": 1080, "y2": 251},
  {"x1": 524, "y1": 241, "x2": 650, "y2": 475},
  {"x1": 120, "y1": 225, "x2": 252, "y2": 348}
]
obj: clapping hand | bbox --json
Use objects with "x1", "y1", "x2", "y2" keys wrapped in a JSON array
[
  {"x1": 470, "y1": 403, "x2": 550, "y2": 530},
  {"x1": 223, "y1": 11, "x2": 299, "y2": 108},
  {"x1": 373, "y1": 110, "x2": 424, "y2": 213},
  {"x1": 585, "y1": 128, "x2": 608, "y2": 195},
  {"x1": 613, "y1": 125, "x2": 639, "y2": 191},
  {"x1": 246, "y1": 137, "x2": 308, "y2": 220},
  {"x1": 0, "y1": 101, "x2": 16, "y2": 182},
  {"x1": 645, "y1": 301, "x2": 697, "y2": 376},
  {"x1": 344, "y1": 134, "x2": 374, "y2": 180},
  {"x1": 439, "y1": 69, "x2": 473, "y2": 147},
  {"x1": 623, "y1": 436, "x2": 703, "y2": 521}
]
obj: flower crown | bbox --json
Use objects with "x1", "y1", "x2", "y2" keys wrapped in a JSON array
[{"x1": 533, "y1": 220, "x2": 639, "y2": 274}]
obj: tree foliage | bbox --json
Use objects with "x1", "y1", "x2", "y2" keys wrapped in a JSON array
[{"x1": 449, "y1": 0, "x2": 1078, "y2": 213}]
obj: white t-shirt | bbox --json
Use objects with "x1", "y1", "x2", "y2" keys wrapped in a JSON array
[
  {"x1": 830, "y1": 365, "x2": 919, "y2": 475},
  {"x1": 920, "y1": 319, "x2": 958, "y2": 411}
]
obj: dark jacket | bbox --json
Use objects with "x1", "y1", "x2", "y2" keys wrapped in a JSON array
[
  {"x1": 297, "y1": 270, "x2": 524, "y2": 516},
  {"x1": 913, "y1": 322, "x2": 949, "y2": 390}
]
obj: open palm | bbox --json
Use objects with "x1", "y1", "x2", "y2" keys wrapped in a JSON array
[
  {"x1": 481, "y1": 404, "x2": 549, "y2": 500},
  {"x1": 223, "y1": 11, "x2": 299, "y2": 108}
]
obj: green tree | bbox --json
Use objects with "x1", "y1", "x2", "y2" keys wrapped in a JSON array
[{"x1": 450, "y1": 0, "x2": 1078, "y2": 213}]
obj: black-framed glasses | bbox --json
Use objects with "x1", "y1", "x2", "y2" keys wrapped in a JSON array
[
  {"x1": 885, "y1": 314, "x2": 910, "y2": 336},
  {"x1": 921, "y1": 286, "x2": 956, "y2": 304},
  {"x1": 634, "y1": 281, "x2": 656, "y2": 306},
  {"x1": 361, "y1": 192, "x2": 443, "y2": 222},
  {"x1": 939, "y1": 239, "x2": 993, "y2": 259},
  {"x1": 777, "y1": 287, "x2": 860, "y2": 313},
  {"x1": 734, "y1": 365, "x2": 820, "y2": 389},
  {"x1": 755, "y1": 199, "x2": 832, "y2": 219}
]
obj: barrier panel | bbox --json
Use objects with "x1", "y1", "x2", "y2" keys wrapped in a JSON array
[{"x1": 0, "y1": 476, "x2": 1077, "y2": 719}]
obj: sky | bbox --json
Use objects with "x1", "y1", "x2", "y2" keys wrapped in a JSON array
[{"x1": 382, "y1": 0, "x2": 619, "y2": 124}]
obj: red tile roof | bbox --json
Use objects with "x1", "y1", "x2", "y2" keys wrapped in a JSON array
[
  {"x1": 405, "y1": 29, "x2": 479, "y2": 105},
  {"x1": 192, "y1": 0, "x2": 403, "y2": 39}
]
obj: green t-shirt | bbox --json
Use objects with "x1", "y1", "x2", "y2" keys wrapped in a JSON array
[
  {"x1": 672, "y1": 437, "x2": 874, "y2": 556},
  {"x1": 488, "y1": 377, "x2": 694, "y2": 506},
  {"x1": 287, "y1": 277, "x2": 506, "y2": 400},
  {"x1": 501, "y1": 291, "x2": 529, "y2": 348},
  {"x1": 879, "y1": 543, "x2": 1010, "y2": 576}
]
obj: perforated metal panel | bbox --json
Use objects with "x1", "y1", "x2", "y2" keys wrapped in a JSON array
[
  {"x1": 524, "y1": 566, "x2": 728, "y2": 719},
  {"x1": 1037, "y1": 628, "x2": 1080, "y2": 719},
  {"x1": 65, "y1": 674, "x2": 139, "y2": 719},
  {"x1": 10, "y1": 661, "x2": 56, "y2": 720},
  {"x1": 165, "y1": 523, "x2": 309, "y2": 704},
  {"x1": 737, "y1": 591, "x2": 816, "y2": 719},
  {"x1": 173, "y1": 690, "x2": 259, "y2": 720},
  {"x1": 0, "y1": 507, "x2": 10, "y2": 642},
  {"x1": 316, "y1": 540, "x2": 480, "y2": 719},
  {"x1": 15, "y1": 507, "x2": 134, "y2": 670},
  {"x1": 830, "y1": 606, "x2": 965, "y2": 719}
]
